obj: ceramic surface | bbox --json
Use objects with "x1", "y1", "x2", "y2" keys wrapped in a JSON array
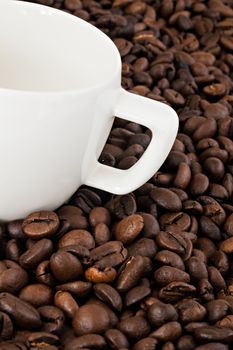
[{"x1": 0, "y1": 0, "x2": 178, "y2": 221}]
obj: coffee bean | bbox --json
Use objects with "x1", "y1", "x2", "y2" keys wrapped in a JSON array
[
  {"x1": 0, "y1": 293, "x2": 41, "y2": 329},
  {"x1": 206, "y1": 300, "x2": 229, "y2": 323},
  {"x1": 155, "y1": 250, "x2": 185, "y2": 271},
  {"x1": 0, "y1": 311, "x2": 13, "y2": 340},
  {"x1": 114, "y1": 214, "x2": 144, "y2": 245},
  {"x1": 154, "y1": 266, "x2": 190, "y2": 286},
  {"x1": 106, "y1": 194, "x2": 137, "y2": 219},
  {"x1": 36, "y1": 260, "x2": 55, "y2": 287},
  {"x1": 22, "y1": 211, "x2": 59, "y2": 239},
  {"x1": 19, "y1": 284, "x2": 53, "y2": 307},
  {"x1": 58, "y1": 229, "x2": 95, "y2": 250},
  {"x1": 90, "y1": 241, "x2": 127, "y2": 268},
  {"x1": 19, "y1": 239, "x2": 53, "y2": 269},
  {"x1": 175, "y1": 299, "x2": 206, "y2": 324},
  {"x1": 194, "y1": 344, "x2": 228, "y2": 350},
  {"x1": 125, "y1": 285, "x2": 151, "y2": 307},
  {"x1": 26, "y1": 332, "x2": 60, "y2": 348},
  {"x1": 128, "y1": 238, "x2": 157, "y2": 258},
  {"x1": 105, "y1": 329, "x2": 129, "y2": 349},
  {"x1": 37, "y1": 305, "x2": 65, "y2": 334},
  {"x1": 0, "y1": 266, "x2": 28, "y2": 293},
  {"x1": 65, "y1": 334, "x2": 106, "y2": 350},
  {"x1": 149, "y1": 321, "x2": 182, "y2": 342},
  {"x1": 176, "y1": 335, "x2": 196, "y2": 350},
  {"x1": 54, "y1": 291, "x2": 79, "y2": 319},
  {"x1": 85, "y1": 266, "x2": 117, "y2": 283},
  {"x1": 89, "y1": 207, "x2": 111, "y2": 227},
  {"x1": 147, "y1": 301, "x2": 178, "y2": 327},
  {"x1": 118, "y1": 315, "x2": 151, "y2": 341},
  {"x1": 50, "y1": 251, "x2": 83, "y2": 283},
  {"x1": 132, "y1": 337, "x2": 158, "y2": 350},
  {"x1": 72, "y1": 304, "x2": 112, "y2": 336},
  {"x1": 56, "y1": 281, "x2": 91, "y2": 297},
  {"x1": 194, "y1": 326, "x2": 233, "y2": 343},
  {"x1": 94, "y1": 283, "x2": 122, "y2": 312},
  {"x1": 150, "y1": 187, "x2": 182, "y2": 212},
  {"x1": 57, "y1": 205, "x2": 88, "y2": 231},
  {"x1": 159, "y1": 282, "x2": 196, "y2": 303},
  {"x1": 116, "y1": 256, "x2": 147, "y2": 292},
  {"x1": 186, "y1": 257, "x2": 208, "y2": 281},
  {"x1": 189, "y1": 173, "x2": 209, "y2": 196}
]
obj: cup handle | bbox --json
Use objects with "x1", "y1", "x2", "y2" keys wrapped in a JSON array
[{"x1": 84, "y1": 88, "x2": 178, "y2": 194}]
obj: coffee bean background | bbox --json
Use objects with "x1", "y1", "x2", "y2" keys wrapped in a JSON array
[{"x1": 1, "y1": 0, "x2": 233, "y2": 349}]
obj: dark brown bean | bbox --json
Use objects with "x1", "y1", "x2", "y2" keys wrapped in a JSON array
[
  {"x1": 72, "y1": 304, "x2": 112, "y2": 336},
  {"x1": 22, "y1": 211, "x2": 59, "y2": 239},
  {"x1": 117, "y1": 316, "x2": 151, "y2": 341},
  {"x1": 0, "y1": 293, "x2": 41, "y2": 329},
  {"x1": 150, "y1": 187, "x2": 182, "y2": 212},
  {"x1": 114, "y1": 214, "x2": 144, "y2": 245}
]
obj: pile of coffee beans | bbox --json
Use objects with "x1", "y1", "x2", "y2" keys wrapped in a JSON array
[{"x1": 1, "y1": 0, "x2": 233, "y2": 349}]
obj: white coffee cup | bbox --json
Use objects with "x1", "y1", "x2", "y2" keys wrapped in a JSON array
[{"x1": 0, "y1": 0, "x2": 178, "y2": 221}]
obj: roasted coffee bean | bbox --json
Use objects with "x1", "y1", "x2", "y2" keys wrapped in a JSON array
[
  {"x1": 194, "y1": 326, "x2": 233, "y2": 343},
  {"x1": 0, "y1": 266, "x2": 28, "y2": 293},
  {"x1": 125, "y1": 285, "x2": 151, "y2": 307},
  {"x1": 19, "y1": 284, "x2": 53, "y2": 307},
  {"x1": 26, "y1": 332, "x2": 60, "y2": 348},
  {"x1": 85, "y1": 266, "x2": 117, "y2": 283},
  {"x1": 206, "y1": 300, "x2": 229, "y2": 323},
  {"x1": 7, "y1": 220, "x2": 27, "y2": 241},
  {"x1": 159, "y1": 282, "x2": 196, "y2": 303},
  {"x1": 154, "y1": 266, "x2": 190, "y2": 286},
  {"x1": 150, "y1": 187, "x2": 182, "y2": 212},
  {"x1": 208, "y1": 266, "x2": 226, "y2": 292},
  {"x1": 72, "y1": 304, "x2": 112, "y2": 336},
  {"x1": 0, "y1": 293, "x2": 41, "y2": 329},
  {"x1": 56, "y1": 281, "x2": 91, "y2": 297},
  {"x1": 217, "y1": 315, "x2": 233, "y2": 330},
  {"x1": 93, "y1": 223, "x2": 111, "y2": 246},
  {"x1": 147, "y1": 301, "x2": 178, "y2": 327},
  {"x1": 54, "y1": 290, "x2": 79, "y2": 319},
  {"x1": 90, "y1": 241, "x2": 127, "y2": 269},
  {"x1": 22, "y1": 211, "x2": 59, "y2": 239},
  {"x1": 57, "y1": 205, "x2": 88, "y2": 231},
  {"x1": 50, "y1": 251, "x2": 83, "y2": 283},
  {"x1": 156, "y1": 231, "x2": 188, "y2": 255},
  {"x1": 94, "y1": 283, "x2": 122, "y2": 312},
  {"x1": 36, "y1": 260, "x2": 55, "y2": 287},
  {"x1": 149, "y1": 321, "x2": 182, "y2": 342},
  {"x1": 117, "y1": 316, "x2": 151, "y2": 341},
  {"x1": 116, "y1": 256, "x2": 147, "y2": 292},
  {"x1": 194, "y1": 344, "x2": 228, "y2": 350},
  {"x1": 37, "y1": 305, "x2": 65, "y2": 334},
  {"x1": 175, "y1": 299, "x2": 206, "y2": 324},
  {"x1": 89, "y1": 207, "x2": 111, "y2": 227},
  {"x1": 128, "y1": 238, "x2": 157, "y2": 258},
  {"x1": 132, "y1": 337, "x2": 158, "y2": 350},
  {"x1": 19, "y1": 239, "x2": 53, "y2": 269},
  {"x1": 105, "y1": 194, "x2": 137, "y2": 219},
  {"x1": 155, "y1": 250, "x2": 185, "y2": 271},
  {"x1": 58, "y1": 229, "x2": 95, "y2": 250},
  {"x1": 65, "y1": 334, "x2": 106, "y2": 350},
  {"x1": 176, "y1": 335, "x2": 196, "y2": 350},
  {"x1": 186, "y1": 257, "x2": 208, "y2": 281},
  {"x1": 105, "y1": 329, "x2": 129, "y2": 349},
  {"x1": 114, "y1": 214, "x2": 143, "y2": 245},
  {"x1": 0, "y1": 311, "x2": 13, "y2": 340},
  {"x1": 0, "y1": 342, "x2": 27, "y2": 350},
  {"x1": 72, "y1": 188, "x2": 102, "y2": 214}
]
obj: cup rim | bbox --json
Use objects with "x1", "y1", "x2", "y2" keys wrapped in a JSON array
[{"x1": 0, "y1": 0, "x2": 122, "y2": 96}]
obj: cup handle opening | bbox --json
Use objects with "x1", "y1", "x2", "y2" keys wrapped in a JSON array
[{"x1": 84, "y1": 88, "x2": 178, "y2": 194}]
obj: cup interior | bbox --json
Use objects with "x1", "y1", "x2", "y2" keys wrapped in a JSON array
[{"x1": 0, "y1": 1, "x2": 120, "y2": 92}]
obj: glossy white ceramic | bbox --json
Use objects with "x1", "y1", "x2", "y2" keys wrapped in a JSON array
[{"x1": 0, "y1": 0, "x2": 178, "y2": 221}]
